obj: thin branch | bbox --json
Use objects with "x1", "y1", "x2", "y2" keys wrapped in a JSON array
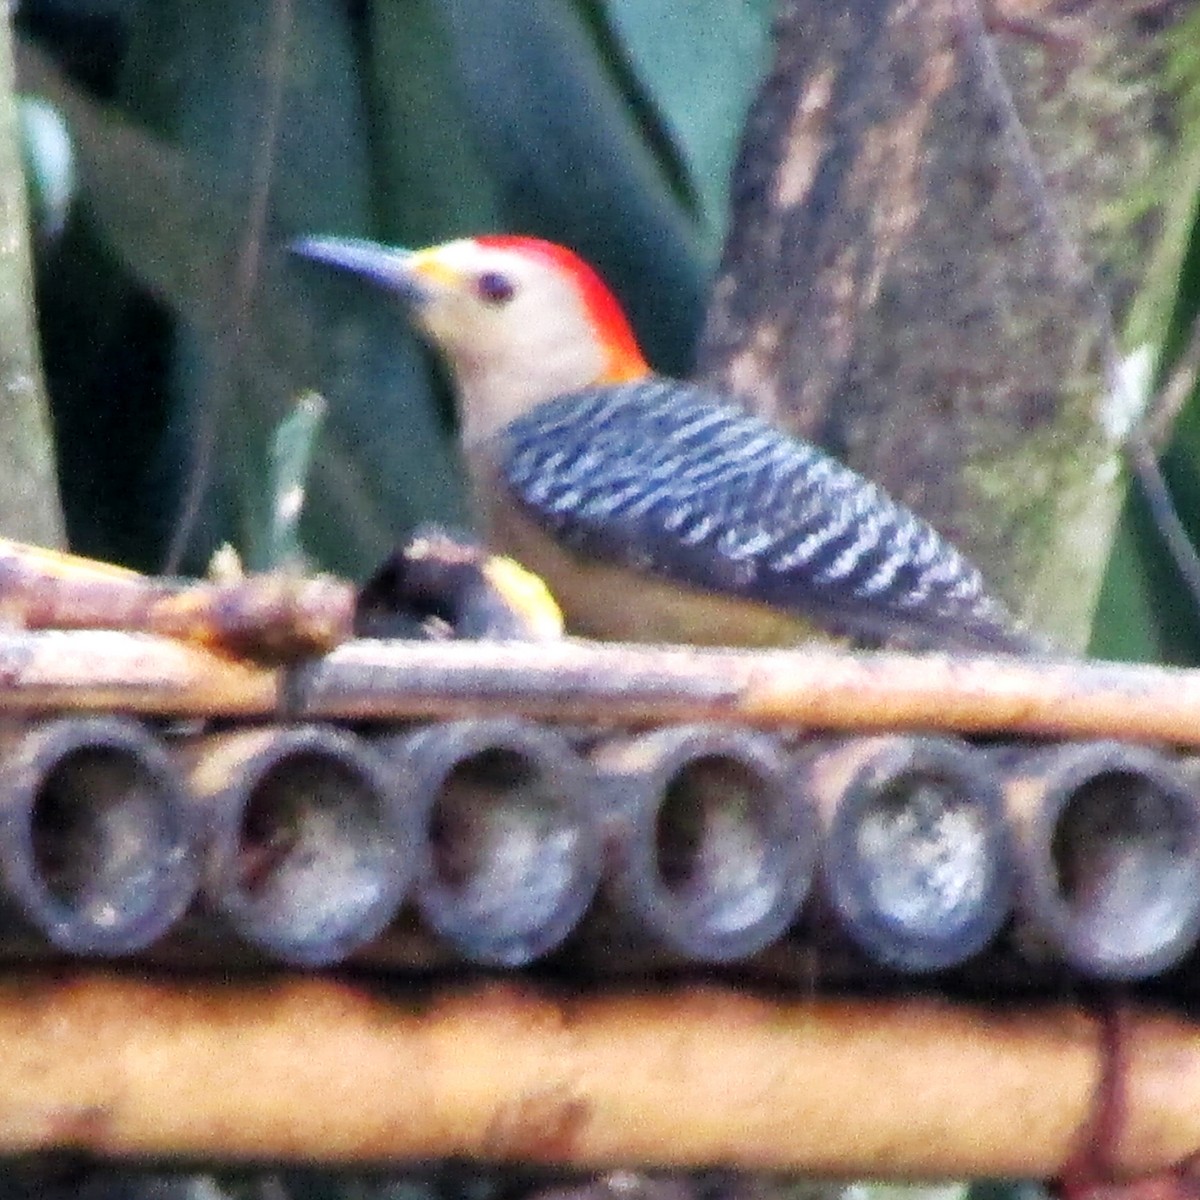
[
  {"x1": 1125, "y1": 434, "x2": 1200, "y2": 606},
  {"x1": 960, "y1": 0, "x2": 1200, "y2": 631},
  {"x1": 1139, "y1": 320, "x2": 1200, "y2": 451},
  {"x1": 0, "y1": 538, "x2": 354, "y2": 658}
]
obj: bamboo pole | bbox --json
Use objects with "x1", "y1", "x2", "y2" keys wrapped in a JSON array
[
  {"x1": 0, "y1": 629, "x2": 278, "y2": 716},
  {"x1": 177, "y1": 724, "x2": 416, "y2": 966},
  {"x1": 0, "y1": 972, "x2": 1196, "y2": 1179},
  {"x1": 9, "y1": 631, "x2": 1200, "y2": 750},
  {"x1": 292, "y1": 640, "x2": 1200, "y2": 747}
]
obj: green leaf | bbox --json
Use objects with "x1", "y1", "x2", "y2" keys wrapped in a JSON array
[
  {"x1": 601, "y1": 0, "x2": 772, "y2": 241},
  {"x1": 120, "y1": 0, "x2": 371, "y2": 228},
  {"x1": 265, "y1": 390, "x2": 326, "y2": 570},
  {"x1": 440, "y1": 0, "x2": 711, "y2": 375},
  {"x1": 27, "y1": 22, "x2": 467, "y2": 578},
  {"x1": 365, "y1": 0, "x2": 502, "y2": 246},
  {"x1": 110, "y1": 0, "x2": 466, "y2": 573},
  {"x1": 1089, "y1": 502, "x2": 1175, "y2": 662},
  {"x1": 1091, "y1": 9, "x2": 1200, "y2": 663}
]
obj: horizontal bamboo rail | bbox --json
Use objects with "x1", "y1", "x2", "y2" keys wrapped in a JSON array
[
  {"x1": 0, "y1": 629, "x2": 277, "y2": 716},
  {"x1": 7, "y1": 628, "x2": 1200, "y2": 748},
  {"x1": 0, "y1": 972, "x2": 1195, "y2": 1180},
  {"x1": 0, "y1": 538, "x2": 356, "y2": 659},
  {"x1": 293, "y1": 642, "x2": 1200, "y2": 743}
]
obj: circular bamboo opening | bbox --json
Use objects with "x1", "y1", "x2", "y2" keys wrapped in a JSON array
[
  {"x1": 1047, "y1": 766, "x2": 1200, "y2": 976},
  {"x1": 421, "y1": 740, "x2": 592, "y2": 965},
  {"x1": 7, "y1": 719, "x2": 195, "y2": 953},
  {"x1": 826, "y1": 739, "x2": 1010, "y2": 972},
  {"x1": 654, "y1": 754, "x2": 780, "y2": 935},
  {"x1": 227, "y1": 745, "x2": 398, "y2": 963},
  {"x1": 852, "y1": 769, "x2": 992, "y2": 934}
]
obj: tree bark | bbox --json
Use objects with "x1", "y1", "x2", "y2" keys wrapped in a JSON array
[
  {"x1": 698, "y1": 0, "x2": 1145, "y2": 652},
  {"x1": 0, "y1": 14, "x2": 63, "y2": 548}
]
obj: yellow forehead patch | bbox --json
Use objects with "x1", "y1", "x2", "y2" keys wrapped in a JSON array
[
  {"x1": 408, "y1": 239, "x2": 500, "y2": 290},
  {"x1": 406, "y1": 250, "x2": 464, "y2": 289}
]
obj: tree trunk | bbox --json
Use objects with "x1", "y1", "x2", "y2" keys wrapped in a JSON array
[
  {"x1": 0, "y1": 12, "x2": 63, "y2": 548},
  {"x1": 698, "y1": 0, "x2": 1156, "y2": 652}
]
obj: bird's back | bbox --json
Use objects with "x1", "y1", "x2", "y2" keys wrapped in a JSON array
[{"x1": 494, "y1": 378, "x2": 1035, "y2": 654}]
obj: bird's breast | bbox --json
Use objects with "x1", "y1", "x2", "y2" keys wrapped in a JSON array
[{"x1": 474, "y1": 463, "x2": 826, "y2": 647}]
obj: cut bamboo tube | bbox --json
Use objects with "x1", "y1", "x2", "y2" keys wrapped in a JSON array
[
  {"x1": 589, "y1": 725, "x2": 815, "y2": 962},
  {"x1": 177, "y1": 725, "x2": 415, "y2": 966},
  {"x1": 0, "y1": 717, "x2": 197, "y2": 953},
  {"x1": 1002, "y1": 743, "x2": 1200, "y2": 980},
  {"x1": 798, "y1": 735, "x2": 1012, "y2": 972},
  {"x1": 377, "y1": 719, "x2": 602, "y2": 966},
  {"x1": 1, "y1": 973, "x2": 1199, "y2": 1178}
]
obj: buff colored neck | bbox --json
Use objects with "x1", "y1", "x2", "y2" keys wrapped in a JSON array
[{"x1": 454, "y1": 337, "x2": 648, "y2": 448}]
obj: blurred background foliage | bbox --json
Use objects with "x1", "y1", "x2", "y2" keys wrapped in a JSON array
[
  {"x1": 7, "y1": 0, "x2": 1200, "y2": 665},
  {"x1": 12, "y1": 0, "x2": 769, "y2": 583},
  {"x1": 1090, "y1": 0, "x2": 1200, "y2": 663}
]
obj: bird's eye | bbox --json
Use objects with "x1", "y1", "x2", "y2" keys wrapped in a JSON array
[{"x1": 476, "y1": 271, "x2": 515, "y2": 305}]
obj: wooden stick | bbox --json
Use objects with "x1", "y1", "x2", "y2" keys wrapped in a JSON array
[
  {"x1": 9, "y1": 631, "x2": 1200, "y2": 749},
  {"x1": 0, "y1": 972, "x2": 1196, "y2": 1178},
  {"x1": 0, "y1": 538, "x2": 355, "y2": 660},
  {"x1": 0, "y1": 630, "x2": 278, "y2": 716},
  {"x1": 293, "y1": 639, "x2": 1200, "y2": 747}
]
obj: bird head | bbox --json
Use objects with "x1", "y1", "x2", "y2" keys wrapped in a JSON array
[{"x1": 291, "y1": 234, "x2": 650, "y2": 444}]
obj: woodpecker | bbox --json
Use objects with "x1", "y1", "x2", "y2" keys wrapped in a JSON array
[{"x1": 292, "y1": 234, "x2": 1035, "y2": 653}]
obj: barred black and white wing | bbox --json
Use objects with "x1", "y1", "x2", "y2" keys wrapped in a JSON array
[{"x1": 498, "y1": 378, "x2": 1036, "y2": 653}]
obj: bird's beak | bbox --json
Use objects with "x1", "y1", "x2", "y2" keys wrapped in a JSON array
[{"x1": 289, "y1": 236, "x2": 432, "y2": 307}]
